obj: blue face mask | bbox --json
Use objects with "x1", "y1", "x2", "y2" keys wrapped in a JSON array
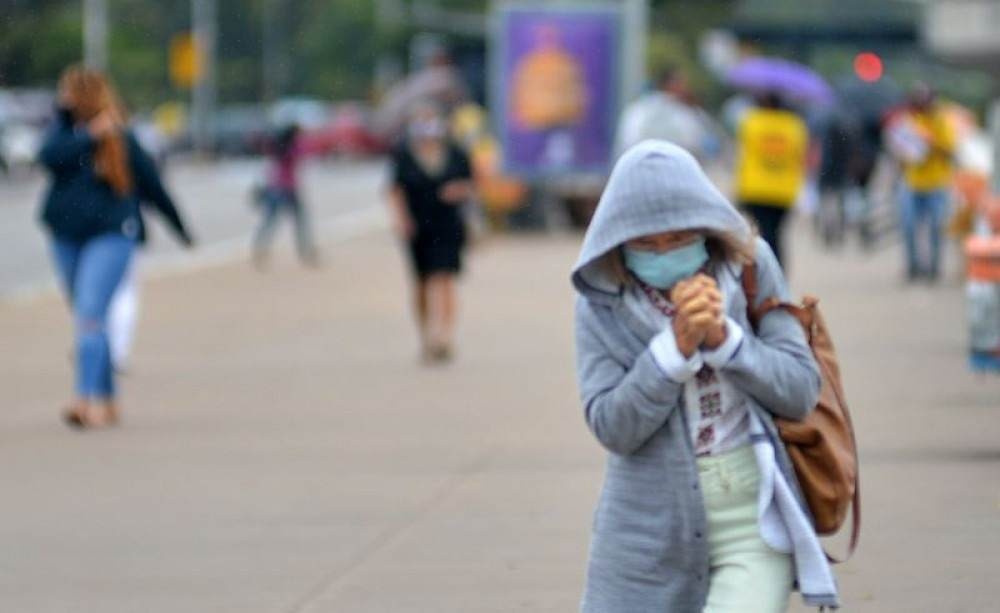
[{"x1": 623, "y1": 237, "x2": 709, "y2": 290}]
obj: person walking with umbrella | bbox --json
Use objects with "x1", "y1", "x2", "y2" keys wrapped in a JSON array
[
  {"x1": 725, "y1": 58, "x2": 833, "y2": 267},
  {"x1": 39, "y1": 65, "x2": 189, "y2": 428}
]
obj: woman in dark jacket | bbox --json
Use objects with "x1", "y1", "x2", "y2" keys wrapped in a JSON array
[{"x1": 39, "y1": 65, "x2": 192, "y2": 428}]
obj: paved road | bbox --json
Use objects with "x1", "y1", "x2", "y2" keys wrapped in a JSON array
[
  {"x1": 0, "y1": 158, "x2": 386, "y2": 299},
  {"x1": 1, "y1": 195, "x2": 998, "y2": 611}
]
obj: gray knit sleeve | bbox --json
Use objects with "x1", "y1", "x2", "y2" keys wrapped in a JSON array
[
  {"x1": 721, "y1": 239, "x2": 821, "y2": 420},
  {"x1": 575, "y1": 297, "x2": 684, "y2": 455}
]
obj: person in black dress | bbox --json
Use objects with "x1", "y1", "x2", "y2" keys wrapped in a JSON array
[{"x1": 388, "y1": 102, "x2": 474, "y2": 362}]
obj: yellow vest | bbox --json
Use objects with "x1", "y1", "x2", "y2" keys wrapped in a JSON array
[
  {"x1": 903, "y1": 109, "x2": 956, "y2": 192},
  {"x1": 735, "y1": 108, "x2": 808, "y2": 206}
]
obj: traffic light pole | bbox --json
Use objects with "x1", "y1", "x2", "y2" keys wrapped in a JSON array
[
  {"x1": 262, "y1": 0, "x2": 277, "y2": 102},
  {"x1": 192, "y1": 0, "x2": 217, "y2": 153},
  {"x1": 83, "y1": 0, "x2": 108, "y2": 71},
  {"x1": 622, "y1": 0, "x2": 648, "y2": 102}
]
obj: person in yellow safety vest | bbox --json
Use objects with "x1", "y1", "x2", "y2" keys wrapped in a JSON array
[
  {"x1": 734, "y1": 91, "x2": 808, "y2": 268},
  {"x1": 898, "y1": 83, "x2": 956, "y2": 283}
]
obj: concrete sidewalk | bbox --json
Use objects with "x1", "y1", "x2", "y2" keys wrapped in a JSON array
[
  {"x1": 0, "y1": 158, "x2": 385, "y2": 299},
  {"x1": 1, "y1": 217, "x2": 998, "y2": 612}
]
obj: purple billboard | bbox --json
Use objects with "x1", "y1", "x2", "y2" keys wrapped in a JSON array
[{"x1": 493, "y1": 4, "x2": 622, "y2": 178}]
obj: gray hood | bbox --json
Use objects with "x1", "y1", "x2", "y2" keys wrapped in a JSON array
[{"x1": 571, "y1": 140, "x2": 750, "y2": 301}]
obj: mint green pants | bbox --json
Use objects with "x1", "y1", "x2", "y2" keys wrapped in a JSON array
[{"x1": 697, "y1": 445, "x2": 794, "y2": 613}]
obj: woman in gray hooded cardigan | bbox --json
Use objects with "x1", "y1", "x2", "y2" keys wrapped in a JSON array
[{"x1": 573, "y1": 141, "x2": 839, "y2": 612}]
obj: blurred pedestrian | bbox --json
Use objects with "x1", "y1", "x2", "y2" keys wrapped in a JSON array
[
  {"x1": 107, "y1": 162, "x2": 194, "y2": 371},
  {"x1": 571, "y1": 141, "x2": 837, "y2": 612},
  {"x1": 374, "y1": 47, "x2": 469, "y2": 140},
  {"x1": 252, "y1": 123, "x2": 319, "y2": 268},
  {"x1": 816, "y1": 111, "x2": 859, "y2": 246},
  {"x1": 891, "y1": 83, "x2": 956, "y2": 282},
  {"x1": 388, "y1": 102, "x2": 474, "y2": 362},
  {"x1": 615, "y1": 66, "x2": 725, "y2": 163},
  {"x1": 38, "y1": 65, "x2": 190, "y2": 428},
  {"x1": 734, "y1": 92, "x2": 809, "y2": 268}
]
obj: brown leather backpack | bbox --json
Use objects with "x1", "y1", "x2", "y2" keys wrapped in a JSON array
[{"x1": 741, "y1": 263, "x2": 860, "y2": 561}]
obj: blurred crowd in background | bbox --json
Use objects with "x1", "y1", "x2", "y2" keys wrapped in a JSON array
[{"x1": 4, "y1": 0, "x2": 1000, "y2": 376}]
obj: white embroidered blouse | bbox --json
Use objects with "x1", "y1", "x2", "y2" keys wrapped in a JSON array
[{"x1": 633, "y1": 280, "x2": 751, "y2": 456}]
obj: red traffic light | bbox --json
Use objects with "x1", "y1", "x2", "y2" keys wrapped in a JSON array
[{"x1": 854, "y1": 52, "x2": 883, "y2": 83}]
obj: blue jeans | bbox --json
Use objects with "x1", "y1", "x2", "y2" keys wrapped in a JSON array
[
  {"x1": 899, "y1": 187, "x2": 949, "y2": 278},
  {"x1": 252, "y1": 187, "x2": 316, "y2": 260},
  {"x1": 51, "y1": 234, "x2": 134, "y2": 399}
]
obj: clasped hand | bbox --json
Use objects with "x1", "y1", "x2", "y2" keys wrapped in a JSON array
[{"x1": 669, "y1": 273, "x2": 726, "y2": 357}]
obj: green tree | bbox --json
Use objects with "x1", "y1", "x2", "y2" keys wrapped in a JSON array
[
  {"x1": 0, "y1": 0, "x2": 82, "y2": 88},
  {"x1": 291, "y1": 0, "x2": 377, "y2": 100}
]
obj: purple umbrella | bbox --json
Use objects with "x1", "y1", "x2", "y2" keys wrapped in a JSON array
[{"x1": 726, "y1": 57, "x2": 833, "y2": 105}]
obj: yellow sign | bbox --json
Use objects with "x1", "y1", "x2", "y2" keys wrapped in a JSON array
[
  {"x1": 169, "y1": 33, "x2": 201, "y2": 89},
  {"x1": 153, "y1": 102, "x2": 187, "y2": 138}
]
